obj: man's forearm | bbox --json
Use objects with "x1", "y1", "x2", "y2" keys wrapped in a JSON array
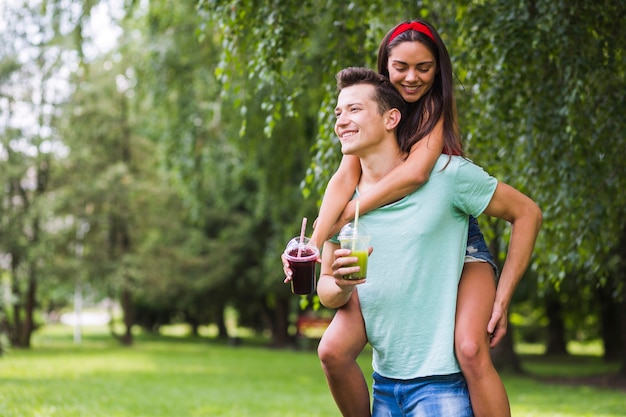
[{"x1": 494, "y1": 202, "x2": 542, "y2": 311}]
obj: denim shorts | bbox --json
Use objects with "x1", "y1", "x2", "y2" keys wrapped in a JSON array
[
  {"x1": 465, "y1": 216, "x2": 498, "y2": 277},
  {"x1": 372, "y1": 372, "x2": 474, "y2": 417}
]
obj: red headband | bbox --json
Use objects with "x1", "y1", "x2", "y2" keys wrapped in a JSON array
[{"x1": 388, "y1": 22, "x2": 435, "y2": 44}]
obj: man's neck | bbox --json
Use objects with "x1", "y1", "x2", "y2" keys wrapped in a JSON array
[{"x1": 357, "y1": 138, "x2": 404, "y2": 194}]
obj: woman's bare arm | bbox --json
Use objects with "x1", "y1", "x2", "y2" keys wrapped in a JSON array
[
  {"x1": 331, "y1": 119, "x2": 445, "y2": 233},
  {"x1": 309, "y1": 155, "x2": 361, "y2": 248}
]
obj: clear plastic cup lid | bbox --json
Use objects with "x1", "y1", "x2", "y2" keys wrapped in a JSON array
[
  {"x1": 284, "y1": 237, "x2": 319, "y2": 259},
  {"x1": 338, "y1": 222, "x2": 370, "y2": 239}
]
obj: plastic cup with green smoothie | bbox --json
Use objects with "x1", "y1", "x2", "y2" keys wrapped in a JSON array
[{"x1": 338, "y1": 223, "x2": 370, "y2": 280}]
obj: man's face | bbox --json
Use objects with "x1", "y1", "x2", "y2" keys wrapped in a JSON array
[
  {"x1": 387, "y1": 40, "x2": 437, "y2": 103},
  {"x1": 334, "y1": 84, "x2": 388, "y2": 156}
]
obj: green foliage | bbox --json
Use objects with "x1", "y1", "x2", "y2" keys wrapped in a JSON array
[
  {"x1": 199, "y1": 0, "x2": 429, "y2": 197},
  {"x1": 456, "y1": 0, "x2": 626, "y2": 286},
  {"x1": 199, "y1": 0, "x2": 626, "y2": 356},
  {"x1": 2, "y1": 0, "x2": 625, "y2": 354},
  {"x1": 202, "y1": 0, "x2": 626, "y2": 287},
  {"x1": 0, "y1": 0, "x2": 79, "y2": 346}
]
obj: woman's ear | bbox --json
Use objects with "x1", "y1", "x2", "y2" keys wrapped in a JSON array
[{"x1": 385, "y1": 108, "x2": 402, "y2": 131}]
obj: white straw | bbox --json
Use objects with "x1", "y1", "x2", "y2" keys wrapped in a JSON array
[
  {"x1": 352, "y1": 202, "x2": 360, "y2": 251},
  {"x1": 297, "y1": 217, "x2": 307, "y2": 257}
]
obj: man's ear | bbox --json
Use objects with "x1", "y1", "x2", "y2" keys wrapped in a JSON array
[{"x1": 385, "y1": 108, "x2": 402, "y2": 131}]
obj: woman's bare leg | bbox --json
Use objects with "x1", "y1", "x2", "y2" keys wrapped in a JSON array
[
  {"x1": 318, "y1": 290, "x2": 370, "y2": 417},
  {"x1": 456, "y1": 262, "x2": 511, "y2": 417}
]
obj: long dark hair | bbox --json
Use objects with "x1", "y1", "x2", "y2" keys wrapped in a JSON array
[{"x1": 377, "y1": 20, "x2": 462, "y2": 156}]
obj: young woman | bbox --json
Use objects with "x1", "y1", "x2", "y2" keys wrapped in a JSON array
[{"x1": 287, "y1": 21, "x2": 512, "y2": 417}]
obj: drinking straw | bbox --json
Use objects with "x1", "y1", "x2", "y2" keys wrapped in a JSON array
[
  {"x1": 352, "y1": 201, "x2": 360, "y2": 251},
  {"x1": 297, "y1": 217, "x2": 307, "y2": 257}
]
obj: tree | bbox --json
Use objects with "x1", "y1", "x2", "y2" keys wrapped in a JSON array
[
  {"x1": 140, "y1": 0, "x2": 326, "y2": 345},
  {"x1": 0, "y1": 0, "x2": 72, "y2": 348},
  {"x1": 200, "y1": 0, "x2": 626, "y2": 368},
  {"x1": 457, "y1": 0, "x2": 626, "y2": 368},
  {"x1": 54, "y1": 21, "x2": 208, "y2": 344}
]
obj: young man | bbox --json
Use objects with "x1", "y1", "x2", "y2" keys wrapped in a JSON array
[{"x1": 317, "y1": 67, "x2": 542, "y2": 416}]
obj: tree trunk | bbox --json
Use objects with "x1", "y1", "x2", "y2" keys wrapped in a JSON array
[
  {"x1": 10, "y1": 293, "x2": 22, "y2": 347},
  {"x1": 0, "y1": 316, "x2": 7, "y2": 356},
  {"x1": 20, "y1": 214, "x2": 42, "y2": 348},
  {"x1": 107, "y1": 93, "x2": 135, "y2": 347},
  {"x1": 19, "y1": 265, "x2": 37, "y2": 348},
  {"x1": 544, "y1": 292, "x2": 567, "y2": 355},
  {"x1": 618, "y1": 232, "x2": 626, "y2": 375},
  {"x1": 271, "y1": 294, "x2": 291, "y2": 347},
  {"x1": 189, "y1": 320, "x2": 200, "y2": 337},
  {"x1": 108, "y1": 285, "x2": 134, "y2": 346},
  {"x1": 619, "y1": 289, "x2": 626, "y2": 376},
  {"x1": 213, "y1": 303, "x2": 228, "y2": 339},
  {"x1": 120, "y1": 286, "x2": 134, "y2": 346},
  {"x1": 9, "y1": 253, "x2": 23, "y2": 347},
  {"x1": 616, "y1": 222, "x2": 626, "y2": 375},
  {"x1": 598, "y1": 284, "x2": 622, "y2": 361}
]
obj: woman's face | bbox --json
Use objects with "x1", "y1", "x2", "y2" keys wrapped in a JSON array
[{"x1": 387, "y1": 40, "x2": 437, "y2": 103}]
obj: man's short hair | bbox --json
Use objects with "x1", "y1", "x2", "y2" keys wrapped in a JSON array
[{"x1": 336, "y1": 67, "x2": 406, "y2": 116}]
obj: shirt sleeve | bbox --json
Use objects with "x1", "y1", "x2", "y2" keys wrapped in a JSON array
[{"x1": 453, "y1": 158, "x2": 498, "y2": 217}]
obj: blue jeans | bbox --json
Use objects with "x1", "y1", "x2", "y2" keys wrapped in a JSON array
[
  {"x1": 466, "y1": 215, "x2": 498, "y2": 277},
  {"x1": 372, "y1": 372, "x2": 474, "y2": 417}
]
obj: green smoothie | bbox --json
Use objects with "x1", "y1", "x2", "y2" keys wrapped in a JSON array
[{"x1": 346, "y1": 250, "x2": 368, "y2": 280}]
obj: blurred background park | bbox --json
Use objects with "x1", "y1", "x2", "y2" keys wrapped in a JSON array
[{"x1": 1, "y1": 0, "x2": 625, "y2": 413}]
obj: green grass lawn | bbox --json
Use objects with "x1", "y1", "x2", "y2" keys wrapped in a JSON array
[{"x1": 0, "y1": 325, "x2": 624, "y2": 417}]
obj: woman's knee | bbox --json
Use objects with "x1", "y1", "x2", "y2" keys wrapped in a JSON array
[
  {"x1": 456, "y1": 330, "x2": 491, "y2": 362},
  {"x1": 318, "y1": 334, "x2": 359, "y2": 371},
  {"x1": 456, "y1": 337, "x2": 482, "y2": 364},
  {"x1": 318, "y1": 335, "x2": 342, "y2": 366}
]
